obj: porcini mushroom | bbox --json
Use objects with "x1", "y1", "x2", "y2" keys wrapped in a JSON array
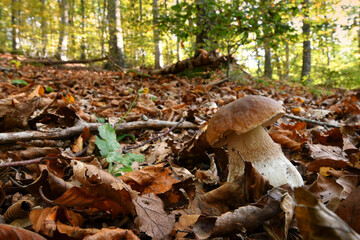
[{"x1": 206, "y1": 95, "x2": 303, "y2": 187}]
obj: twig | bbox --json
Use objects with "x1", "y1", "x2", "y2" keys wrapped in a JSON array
[
  {"x1": 0, "y1": 120, "x2": 199, "y2": 144},
  {"x1": 0, "y1": 157, "x2": 58, "y2": 168},
  {"x1": 123, "y1": 118, "x2": 185, "y2": 152},
  {"x1": 283, "y1": 113, "x2": 340, "y2": 128}
]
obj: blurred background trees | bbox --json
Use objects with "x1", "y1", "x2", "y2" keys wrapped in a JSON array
[{"x1": 0, "y1": 0, "x2": 358, "y2": 88}]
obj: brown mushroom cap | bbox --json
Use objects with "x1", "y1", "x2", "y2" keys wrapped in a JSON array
[{"x1": 206, "y1": 95, "x2": 285, "y2": 147}]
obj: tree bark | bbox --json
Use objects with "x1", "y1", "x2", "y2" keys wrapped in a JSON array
[
  {"x1": 301, "y1": 0, "x2": 311, "y2": 82},
  {"x1": 80, "y1": 0, "x2": 86, "y2": 59},
  {"x1": 56, "y1": 0, "x2": 69, "y2": 61},
  {"x1": 40, "y1": 0, "x2": 48, "y2": 57},
  {"x1": 108, "y1": 0, "x2": 126, "y2": 67},
  {"x1": 153, "y1": 0, "x2": 163, "y2": 68},
  {"x1": 264, "y1": 41, "x2": 272, "y2": 79},
  {"x1": 284, "y1": 41, "x2": 290, "y2": 80},
  {"x1": 11, "y1": 0, "x2": 19, "y2": 51},
  {"x1": 195, "y1": 0, "x2": 209, "y2": 50}
]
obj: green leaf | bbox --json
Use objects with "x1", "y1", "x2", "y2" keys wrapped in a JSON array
[
  {"x1": 117, "y1": 133, "x2": 136, "y2": 142},
  {"x1": 45, "y1": 86, "x2": 54, "y2": 92},
  {"x1": 11, "y1": 79, "x2": 28, "y2": 86},
  {"x1": 95, "y1": 136, "x2": 110, "y2": 156},
  {"x1": 96, "y1": 116, "x2": 106, "y2": 123},
  {"x1": 106, "y1": 151, "x2": 124, "y2": 163},
  {"x1": 98, "y1": 123, "x2": 120, "y2": 152},
  {"x1": 122, "y1": 153, "x2": 145, "y2": 167},
  {"x1": 116, "y1": 166, "x2": 134, "y2": 173}
]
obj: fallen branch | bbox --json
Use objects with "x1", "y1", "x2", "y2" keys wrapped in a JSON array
[
  {"x1": 283, "y1": 113, "x2": 340, "y2": 128},
  {"x1": 0, "y1": 120, "x2": 199, "y2": 144},
  {"x1": 19, "y1": 57, "x2": 108, "y2": 66}
]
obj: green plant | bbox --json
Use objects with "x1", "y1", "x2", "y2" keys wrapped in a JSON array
[
  {"x1": 11, "y1": 79, "x2": 28, "y2": 86},
  {"x1": 95, "y1": 88, "x2": 148, "y2": 176}
]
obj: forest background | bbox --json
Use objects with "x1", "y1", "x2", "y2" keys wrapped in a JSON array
[{"x1": 0, "y1": 0, "x2": 359, "y2": 89}]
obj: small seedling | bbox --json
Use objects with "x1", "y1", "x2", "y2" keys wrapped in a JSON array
[
  {"x1": 11, "y1": 79, "x2": 28, "y2": 86},
  {"x1": 95, "y1": 88, "x2": 149, "y2": 176}
]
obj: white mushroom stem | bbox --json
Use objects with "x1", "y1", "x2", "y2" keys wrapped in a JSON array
[{"x1": 227, "y1": 125, "x2": 304, "y2": 187}]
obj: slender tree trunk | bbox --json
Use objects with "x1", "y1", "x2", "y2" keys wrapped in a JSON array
[
  {"x1": 284, "y1": 41, "x2": 290, "y2": 80},
  {"x1": 195, "y1": 0, "x2": 208, "y2": 50},
  {"x1": 11, "y1": 0, "x2": 19, "y2": 51},
  {"x1": 56, "y1": 0, "x2": 69, "y2": 60},
  {"x1": 301, "y1": 0, "x2": 311, "y2": 81},
  {"x1": 100, "y1": 0, "x2": 106, "y2": 56},
  {"x1": 108, "y1": 0, "x2": 126, "y2": 67},
  {"x1": 175, "y1": 0, "x2": 181, "y2": 61},
  {"x1": 139, "y1": 0, "x2": 145, "y2": 65},
  {"x1": 40, "y1": 0, "x2": 47, "y2": 57},
  {"x1": 153, "y1": 0, "x2": 163, "y2": 68},
  {"x1": 264, "y1": 41, "x2": 272, "y2": 79},
  {"x1": 80, "y1": 0, "x2": 86, "y2": 59}
]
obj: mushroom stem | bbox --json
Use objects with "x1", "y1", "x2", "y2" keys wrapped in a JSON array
[{"x1": 227, "y1": 125, "x2": 303, "y2": 187}]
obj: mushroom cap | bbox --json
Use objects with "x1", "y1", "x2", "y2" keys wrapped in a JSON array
[{"x1": 206, "y1": 95, "x2": 285, "y2": 147}]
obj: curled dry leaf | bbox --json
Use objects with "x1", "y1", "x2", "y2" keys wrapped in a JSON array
[
  {"x1": 307, "y1": 144, "x2": 348, "y2": 172},
  {"x1": 83, "y1": 228, "x2": 140, "y2": 240},
  {"x1": 30, "y1": 206, "x2": 84, "y2": 238},
  {"x1": 0, "y1": 224, "x2": 46, "y2": 240},
  {"x1": 133, "y1": 193, "x2": 175, "y2": 240},
  {"x1": 49, "y1": 187, "x2": 125, "y2": 218},
  {"x1": 200, "y1": 162, "x2": 272, "y2": 212},
  {"x1": 71, "y1": 160, "x2": 136, "y2": 215},
  {"x1": 193, "y1": 188, "x2": 285, "y2": 239},
  {"x1": 335, "y1": 186, "x2": 360, "y2": 234},
  {"x1": 120, "y1": 163, "x2": 179, "y2": 195},
  {"x1": 56, "y1": 221, "x2": 99, "y2": 239},
  {"x1": 308, "y1": 174, "x2": 343, "y2": 203},
  {"x1": 295, "y1": 187, "x2": 360, "y2": 240}
]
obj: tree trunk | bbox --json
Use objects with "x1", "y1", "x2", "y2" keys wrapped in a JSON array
[
  {"x1": 301, "y1": 0, "x2": 311, "y2": 82},
  {"x1": 56, "y1": 0, "x2": 69, "y2": 60},
  {"x1": 108, "y1": 0, "x2": 126, "y2": 67},
  {"x1": 153, "y1": 0, "x2": 163, "y2": 68},
  {"x1": 40, "y1": 0, "x2": 48, "y2": 57},
  {"x1": 80, "y1": 0, "x2": 86, "y2": 59},
  {"x1": 195, "y1": 0, "x2": 208, "y2": 49},
  {"x1": 284, "y1": 41, "x2": 290, "y2": 80},
  {"x1": 100, "y1": 0, "x2": 106, "y2": 56},
  {"x1": 11, "y1": 0, "x2": 19, "y2": 51},
  {"x1": 264, "y1": 41, "x2": 272, "y2": 79}
]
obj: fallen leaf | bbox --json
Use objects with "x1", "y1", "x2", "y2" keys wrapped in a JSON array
[
  {"x1": 133, "y1": 193, "x2": 175, "y2": 240},
  {"x1": 295, "y1": 187, "x2": 360, "y2": 240}
]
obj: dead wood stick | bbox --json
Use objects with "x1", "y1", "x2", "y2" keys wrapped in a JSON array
[
  {"x1": 0, "y1": 120, "x2": 199, "y2": 144},
  {"x1": 283, "y1": 113, "x2": 340, "y2": 128},
  {"x1": 0, "y1": 157, "x2": 58, "y2": 168},
  {"x1": 19, "y1": 57, "x2": 108, "y2": 65}
]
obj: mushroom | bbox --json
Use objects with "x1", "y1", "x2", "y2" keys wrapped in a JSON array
[{"x1": 206, "y1": 95, "x2": 303, "y2": 187}]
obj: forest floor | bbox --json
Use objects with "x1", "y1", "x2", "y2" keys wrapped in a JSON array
[{"x1": 0, "y1": 52, "x2": 359, "y2": 239}]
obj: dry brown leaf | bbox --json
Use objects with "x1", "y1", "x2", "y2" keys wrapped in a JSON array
[
  {"x1": 335, "y1": 186, "x2": 360, "y2": 234},
  {"x1": 200, "y1": 162, "x2": 272, "y2": 212},
  {"x1": 193, "y1": 188, "x2": 285, "y2": 239},
  {"x1": 295, "y1": 187, "x2": 360, "y2": 240},
  {"x1": 120, "y1": 163, "x2": 179, "y2": 195},
  {"x1": 308, "y1": 174, "x2": 343, "y2": 203},
  {"x1": 133, "y1": 193, "x2": 175, "y2": 240},
  {"x1": 56, "y1": 221, "x2": 99, "y2": 239},
  {"x1": 0, "y1": 224, "x2": 46, "y2": 240},
  {"x1": 307, "y1": 144, "x2": 348, "y2": 172},
  {"x1": 83, "y1": 227, "x2": 140, "y2": 240},
  {"x1": 71, "y1": 160, "x2": 136, "y2": 215},
  {"x1": 173, "y1": 214, "x2": 200, "y2": 239},
  {"x1": 30, "y1": 206, "x2": 58, "y2": 237}
]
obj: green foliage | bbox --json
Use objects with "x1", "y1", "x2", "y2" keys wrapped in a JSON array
[
  {"x1": 95, "y1": 88, "x2": 148, "y2": 176},
  {"x1": 11, "y1": 79, "x2": 28, "y2": 86},
  {"x1": 95, "y1": 123, "x2": 144, "y2": 176}
]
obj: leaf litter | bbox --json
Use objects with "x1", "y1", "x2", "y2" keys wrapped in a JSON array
[{"x1": 0, "y1": 53, "x2": 359, "y2": 239}]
